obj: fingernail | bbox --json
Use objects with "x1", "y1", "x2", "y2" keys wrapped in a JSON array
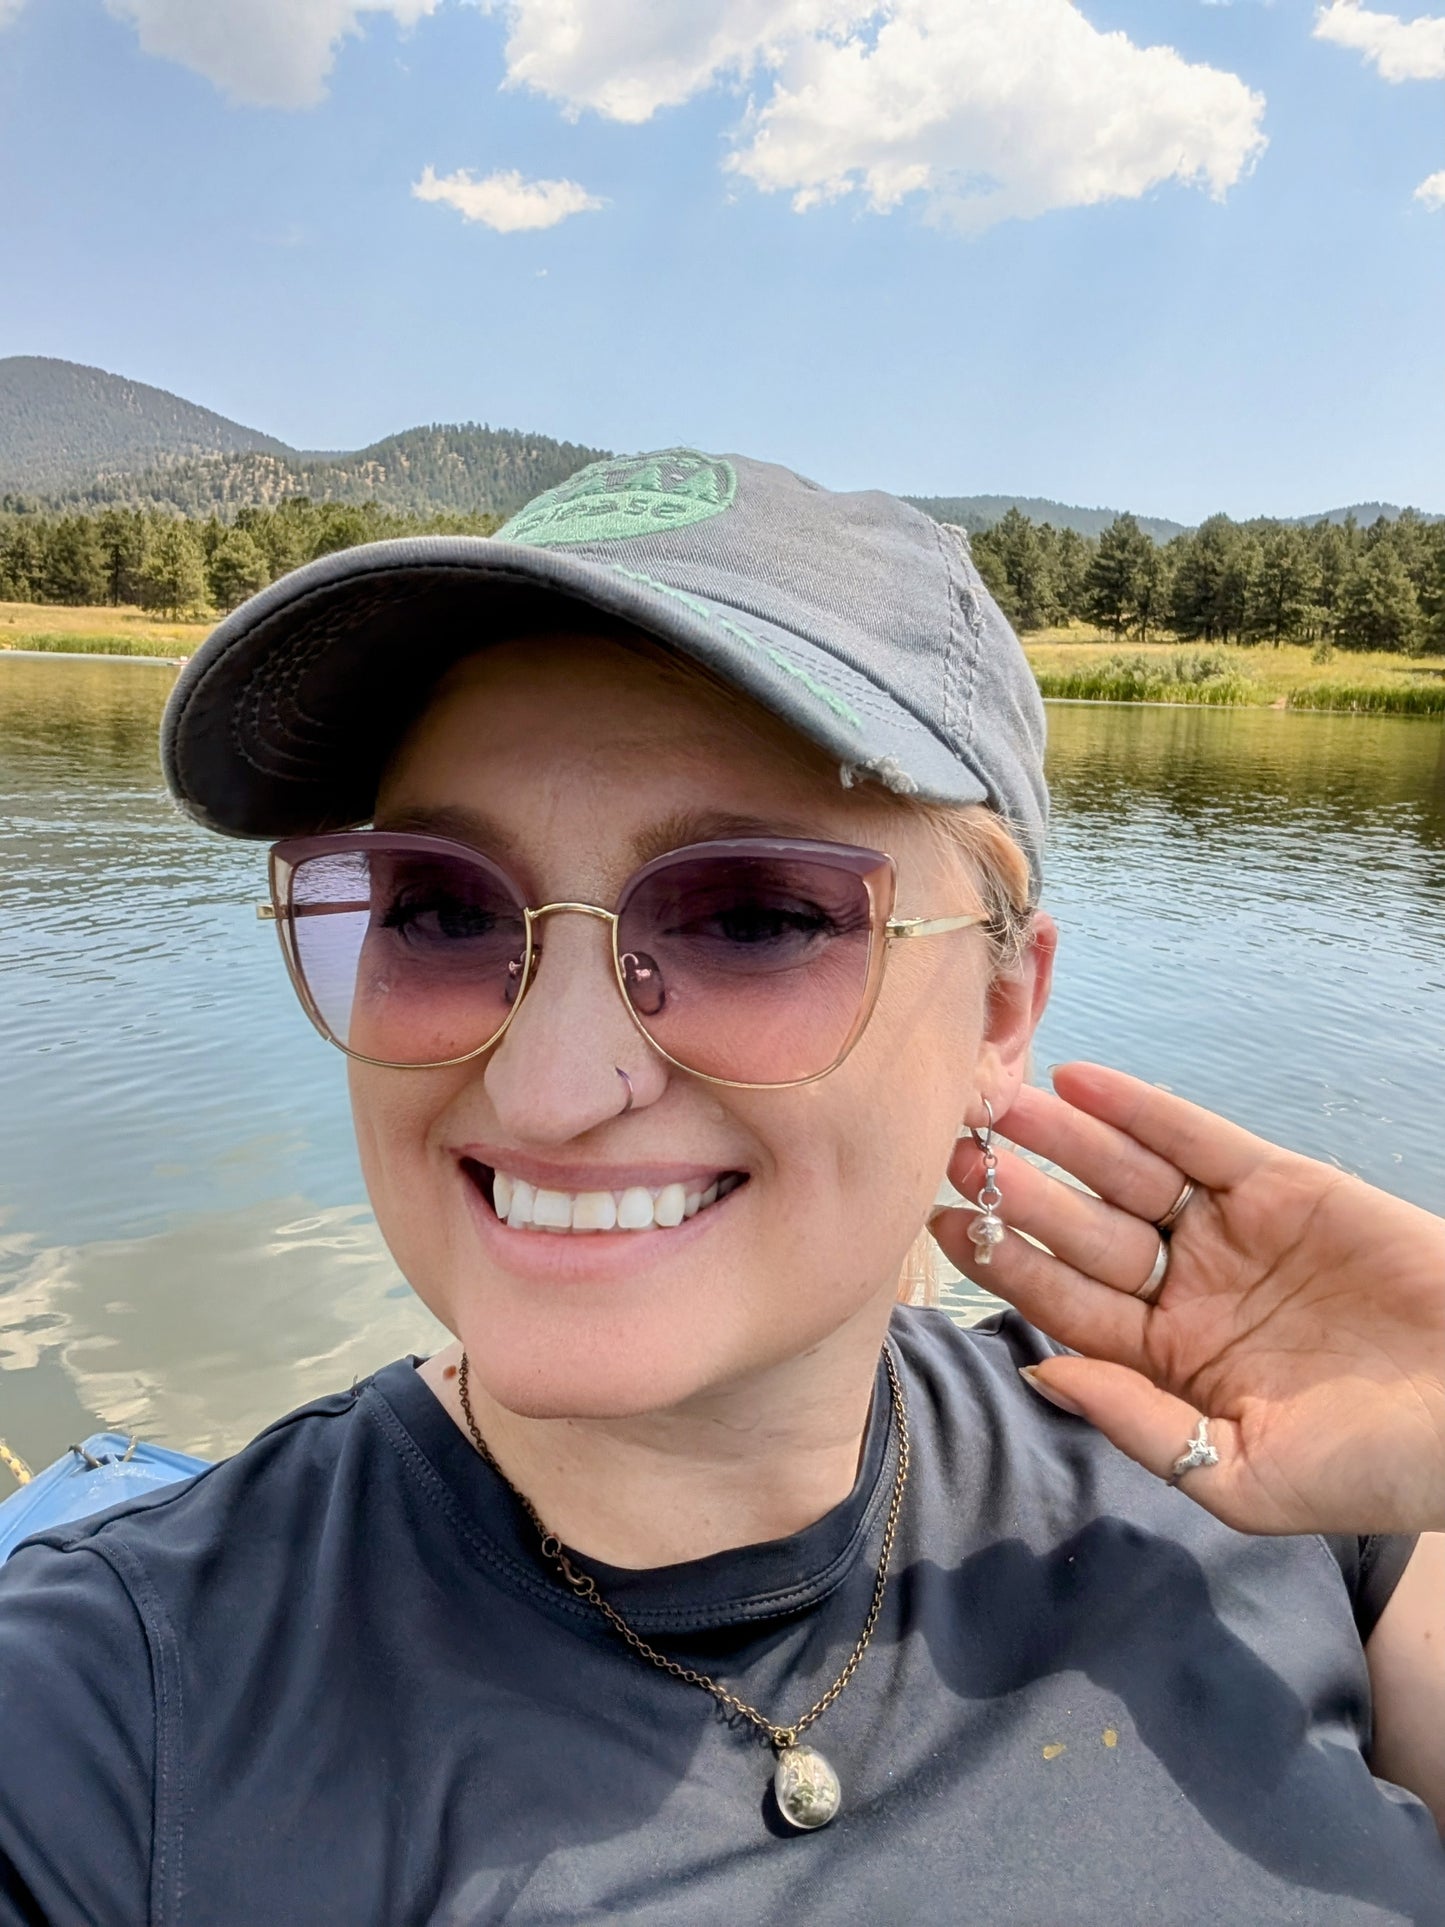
[{"x1": 1019, "y1": 1366, "x2": 1085, "y2": 1417}]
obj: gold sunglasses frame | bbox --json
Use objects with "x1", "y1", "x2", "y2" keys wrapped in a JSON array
[{"x1": 260, "y1": 831, "x2": 985, "y2": 1092}]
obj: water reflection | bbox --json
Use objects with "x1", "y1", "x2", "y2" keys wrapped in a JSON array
[{"x1": 1, "y1": 660, "x2": 1442, "y2": 1465}]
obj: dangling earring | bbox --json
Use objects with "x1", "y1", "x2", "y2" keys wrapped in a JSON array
[{"x1": 968, "y1": 1098, "x2": 1006, "y2": 1266}]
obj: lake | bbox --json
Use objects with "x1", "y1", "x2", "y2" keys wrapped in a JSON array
[{"x1": 2, "y1": 656, "x2": 1443, "y2": 1469}]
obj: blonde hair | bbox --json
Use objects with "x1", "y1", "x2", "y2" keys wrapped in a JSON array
[{"x1": 893, "y1": 801, "x2": 1037, "y2": 1308}]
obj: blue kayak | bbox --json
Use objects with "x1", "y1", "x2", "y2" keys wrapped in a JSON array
[{"x1": 0, "y1": 1433, "x2": 211, "y2": 1566}]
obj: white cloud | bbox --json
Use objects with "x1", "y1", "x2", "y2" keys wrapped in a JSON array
[
  {"x1": 494, "y1": 0, "x2": 869, "y2": 124},
  {"x1": 412, "y1": 164, "x2": 603, "y2": 231},
  {"x1": 104, "y1": 0, "x2": 441, "y2": 107},
  {"x1": 495, "y1": 0, "x2": 1266, "y2": 231},
  {"x1": 1416, "y1": 167, "x2": 1445, "y2": 206},
  {"x1": 0, "y1": 0, "x2": 28, "y2": 23},
  {"x1": 1312, "y1": 2, "x2": 1445, "y2": 82}
]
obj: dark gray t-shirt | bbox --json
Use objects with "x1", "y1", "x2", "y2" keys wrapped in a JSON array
[{"x1": 0, "y1": 1308, "x2": 1440, "y2": 1926}]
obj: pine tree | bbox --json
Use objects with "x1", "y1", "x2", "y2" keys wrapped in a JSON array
[
  {"x1": 207, "y1": 528, "x2": 270, "y2": 612},
  {"x1": 1335, "y1": 546, "x2": 1422, "y2": 654},
  {"x1": 41, "y1": 515, "x2": 106, "y2": 604},
  {"x1": 138, "y1": 521, "x2": 208, "y2": 618},
  {"x1": 1084, "y1": 515, "x2": 1156, "y2": 639}
]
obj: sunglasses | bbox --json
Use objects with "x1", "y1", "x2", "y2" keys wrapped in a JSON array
[{"x1": 259, "y1": 832, "x2": 985, "y2": 1090}]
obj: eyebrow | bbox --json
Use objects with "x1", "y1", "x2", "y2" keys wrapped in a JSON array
[{"x1": 370, "y1": 803, "x2": 830, "y2": 875}]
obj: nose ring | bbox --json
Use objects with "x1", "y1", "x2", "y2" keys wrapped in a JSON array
[{"x1": 615, "y1": 1067, "x2": 634, "y2": 1117}]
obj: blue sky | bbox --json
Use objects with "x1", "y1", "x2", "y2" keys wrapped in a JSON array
[{"x1": 0, "y1": 0, "x2": 1440, "y2": 523}]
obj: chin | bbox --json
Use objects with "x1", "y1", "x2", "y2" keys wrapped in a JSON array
[{"x1": 455, "y1": 1312, "x2": 731, "y2": 1421}]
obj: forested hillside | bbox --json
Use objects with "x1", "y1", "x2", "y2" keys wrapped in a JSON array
[
  {"x1": 907, "y1": 494, "x2": 1188, "y2": 543},
  {"x1": 0, "y1": 357, "x2": 290, "y2": 493},
  {"x1": 32, "y1": 423, "x2": 610, "y2": 519}
]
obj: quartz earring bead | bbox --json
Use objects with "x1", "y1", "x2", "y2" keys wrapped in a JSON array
[{"x1": 967, "y1": 1102, "x2": 1007, "y2": 1266}]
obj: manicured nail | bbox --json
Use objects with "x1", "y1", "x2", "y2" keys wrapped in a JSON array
[{"x1": 1019, "y1": 1366, "x2": 1085, "y2": 1417}]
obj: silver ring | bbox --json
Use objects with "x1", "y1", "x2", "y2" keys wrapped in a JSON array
[
  {"x1": 1155, "y1": 1179, "x2": 1196, "y2": 1235},
  {"x1": 1133, "y1": 1236, "x2": 1169, "y2": 1304},
  {"x1": 615, "y1": 1067, "x2": 634, "y2": 1117},
  {"x1": 1167, "y1": 1416, "x2": 1220, "y2": 1485}
]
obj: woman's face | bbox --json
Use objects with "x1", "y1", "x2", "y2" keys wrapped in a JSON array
[{"x1": 350, "y1": 633, "x2": 1053, "y2": 1420}]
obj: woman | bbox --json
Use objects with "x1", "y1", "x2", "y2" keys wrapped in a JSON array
[{"x1": 2, "y1": 449, "x2": 1444, "y2": 1925}]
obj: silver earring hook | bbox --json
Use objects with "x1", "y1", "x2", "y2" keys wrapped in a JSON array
[{"x1": 970, "y1": 1096, "x2": 996, "y2": 1154}]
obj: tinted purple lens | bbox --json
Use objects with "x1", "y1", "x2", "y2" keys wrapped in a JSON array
[
  {"x1": 615, "y1": 848, "x2": 883, "y2": 1084},
  {"x1": 286, "y1": 841, "x2": 527, "y2": 1065}
]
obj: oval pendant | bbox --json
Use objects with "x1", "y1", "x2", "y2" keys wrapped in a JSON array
[{"x1": 773, "y1": 1745, "x2": 842, "y2": 1831}]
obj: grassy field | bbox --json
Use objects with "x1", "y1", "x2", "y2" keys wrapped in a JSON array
[
  {"x1": 0, "y1": 601, "x2": 209, "y2": 659},
  {"x1": 4, "y1": 604, "x2": 1444, "y2": 715}
]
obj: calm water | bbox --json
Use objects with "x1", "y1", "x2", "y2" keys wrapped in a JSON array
[{"x1": 2, "y1": 657, "x2": 1443, "y2": 1469}]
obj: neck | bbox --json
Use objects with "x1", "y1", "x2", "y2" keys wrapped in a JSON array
[{"x1": 421, "y1": 1306, "x2": 895, "y2": 1568}]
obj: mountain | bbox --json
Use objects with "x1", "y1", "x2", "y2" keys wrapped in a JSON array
[
  {"x1": 0, "y1": 356, "x2": 292, "y2": 494},
  {"x1": 4, "y1": 359, "x2": 1436, "y2": 533},
  {"x1": 0, "y1": 357, "x2": 606, "y2": 521},
  {"x1": 904, "y1": 494, "x2": 1188, "y2": 543},
  {"x1": 40, "y1": 424, "x2": 611, "y2": 520},
  {"x1": 1287, "y1": 502, "x2": 1441, "y2": 528}
]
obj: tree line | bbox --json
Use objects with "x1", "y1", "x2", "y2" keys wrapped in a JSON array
[
  {"x1": 0, "y1": 500, "x2": 502, "y2": 619},
  {"x1": 968, "y1": 506, "x2": 1445, "y2": 655},
  {"x1": 2, "y1": 495, "x2": 1441, "y2": 656}
]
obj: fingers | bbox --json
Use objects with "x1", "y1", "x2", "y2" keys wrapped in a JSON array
[
  {"x1": 946, "y1": 1142, "x2": 1165, "y2": 1298},
  {"x1": 981, "y1": 1082, "x2": 1186, "y2": 1225},
  {"x1": 934, "y1": 1205, "x2": 1152, "y2": 1368},
  {"x1": 1048, "y1": 1063, "x2": 1267, "y2": 1194},
  {"x1": 1019, "y1": 1356, "x2": 1248, "y2": 1525}
]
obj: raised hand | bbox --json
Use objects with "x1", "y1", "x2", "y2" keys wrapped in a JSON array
[{"x1": 935, "y1": 1062, "x2": 1445, "y2": 1537}]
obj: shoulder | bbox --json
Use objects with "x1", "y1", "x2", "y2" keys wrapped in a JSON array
[{"x1": 0, "y1": 1364, "x2": 416, "y2": 1919}]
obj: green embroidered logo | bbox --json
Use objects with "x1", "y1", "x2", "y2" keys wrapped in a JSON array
[{"x1": 499, "y1": 450, "x2": 737, "y2": 548}]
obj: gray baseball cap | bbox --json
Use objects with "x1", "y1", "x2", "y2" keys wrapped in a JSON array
[{"x1": 161, "y1": 447, "x2": 1048, "y2": 890}]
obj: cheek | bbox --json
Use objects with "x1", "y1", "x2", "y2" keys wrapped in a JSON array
[
  {"x1": 764, "y1": 959, "x2": 988, "y2": 1285},
  {"x1": 348, "y1": 1062, "x2": 466, "y2": 1256}
]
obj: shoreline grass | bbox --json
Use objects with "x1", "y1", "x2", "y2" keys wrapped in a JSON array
[
  {"x1": 1023, "y1": 635, "x2": 1445, "y2": 716},
  {"x1": 5, "y1": 604, "x2": 1444, "y2": 717}
]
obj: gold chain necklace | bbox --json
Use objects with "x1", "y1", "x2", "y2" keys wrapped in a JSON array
[{"x1": 456, "y1": 1345, "x2": 910, "y2": 1832}]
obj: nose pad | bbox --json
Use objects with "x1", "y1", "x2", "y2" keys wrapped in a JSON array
[
  {"x1": 504, "y1": 945, "x2": 540, "y2": 1008},
  {"x1": 620, "y1": 949, "x2": 665, "y2": 1018}
]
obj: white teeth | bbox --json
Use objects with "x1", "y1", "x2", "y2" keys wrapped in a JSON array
[
  {"x1": 506, "y1": 1178, "x2": 535, "y2": 1228},
  {"x1": 617, "y1": 1186, "x2": 655, "y2": 1230},
  {"x1": 654, "y1": 1183, "x2": 687, "y2": 1228},
  {"x1": 487, "y1": 1167, "x2": 740, "y2": 1233},
  {"x1": 572, "y1": 1190, "x2": 618, "y2": 1232},
  {"x1": 532, "y1": 1188, "x2": 573, "y2": 1230}
]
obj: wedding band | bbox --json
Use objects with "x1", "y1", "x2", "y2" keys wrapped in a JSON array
[
  {"x1": 1167, "y1": 1416, "x2": 1220, "y2": 1485},
  {"x1": 1155, "y1": 1179, "x2": 1195, "y2": 1235},
  {"x1": 616, "y1": 1067, "x2": 634, "y2": 1116},
  {"x1": 1133, "y1": 1237, "x2": 1170, "y2": 1304}
]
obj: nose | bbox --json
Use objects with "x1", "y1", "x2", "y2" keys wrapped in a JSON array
[{"x1": 482, "y1": 907, "x2": 666, "y2": 1142}]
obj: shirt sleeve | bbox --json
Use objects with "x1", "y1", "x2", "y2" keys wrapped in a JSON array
[
  {"x1": 0, "y1": 1536, "x2": 156, "y2": 1926},
  {"x1": 1321, "y1": 1533, "x2": 1421, "y2": 1642}
]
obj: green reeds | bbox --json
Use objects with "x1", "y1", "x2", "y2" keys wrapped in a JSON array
[
  {"x1": 1287, "y1": 681, "x2": 1445, "y2": 716},
  {"x1": 1035, "y1": 649, "x2": 1262, "y2": 706},
  {"x1": 0, "y1": 633, "x2": 187, "y2": 659}
]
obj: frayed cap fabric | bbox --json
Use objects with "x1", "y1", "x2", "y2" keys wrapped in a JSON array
[{"x1": 159, "y1": 448, "x2": 1048, "y2": 890}]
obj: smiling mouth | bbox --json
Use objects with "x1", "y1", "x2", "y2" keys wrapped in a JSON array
[{"x1": 461, "y1": 1160, "x2": 749, "y2": 1234}]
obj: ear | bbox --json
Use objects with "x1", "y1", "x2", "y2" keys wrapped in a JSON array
[{"x1": 969, "y1": 911, "x2": 1057, "y2": 1125}]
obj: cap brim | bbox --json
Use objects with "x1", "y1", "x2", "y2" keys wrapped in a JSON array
[{"x1": 162, "y1": 536, "x2": 989, "y2": 838}]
